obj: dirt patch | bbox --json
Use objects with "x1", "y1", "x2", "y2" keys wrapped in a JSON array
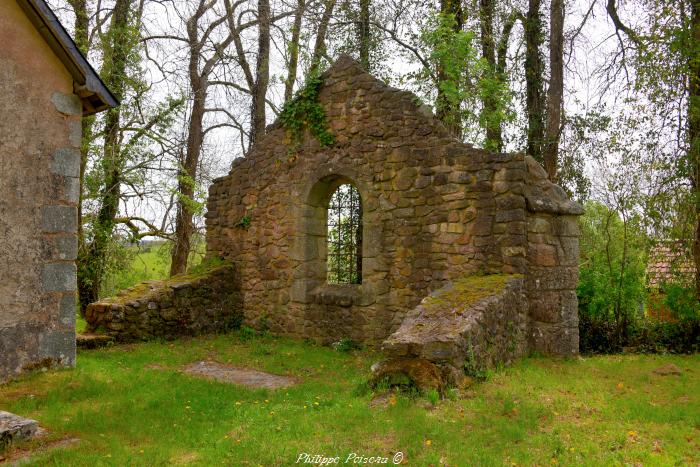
[
  {"x1": 369, "y1": 392, "x2": 397, "y2": 409},
  {"x1": 182, "y1": 361, "x2": 297, "y2": 389},
  {"x1": 0, "y1": 431, "x2": 79, "y2": 465},
  {"x1": 652, "y1": 364, "x2": 682, "y2": 376}
]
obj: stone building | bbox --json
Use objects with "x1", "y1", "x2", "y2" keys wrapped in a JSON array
[
  {"x1": 0, "y1": 0, "x2": 116, "y2": 382},
  {"x1": 87, "y1": 56, "x2": 582, "y2": 379}
]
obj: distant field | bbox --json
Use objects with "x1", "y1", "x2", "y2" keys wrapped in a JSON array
[
  {"x1": 100, "y1": 240, "x2": 205, "y2": 299},
  {"x1": 0, "y1": 334, "x2": 698, "y2": 465},
  {"x1": 100, "y1": 242, "x2": 172, "y2": 298},
  {"x1": 74, "y1": 240, "x2": 205, "y2": 332}
]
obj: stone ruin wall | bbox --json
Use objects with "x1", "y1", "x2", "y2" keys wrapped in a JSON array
[
  {"x1": 85, "y1": 265, "x2": 242, "y2": 342},
  {"x1": 205, "y1": 56, "x2": 583, "y2": 354},
  {"x1": 85, "y1": 56, "x2": 582, "y2": 359}
]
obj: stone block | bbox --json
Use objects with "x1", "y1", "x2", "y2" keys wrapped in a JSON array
[
  {"x1": 42, "y1": 262, "x2": 77, "y2": 292},
  {"x1": 528, "y1": 290, "x2": 577, "y2": 323},
  {"x1": 0, "y1": 411, "x2": 39, "y2": 449},
  {"x1": 53, "y1": 235, "x2": 78, "y2": 260},
  {"x1": 526, "y1": 266, "x2": 578, "y2": 291},
  {"x1": 42, "y1": 205, "x2": 77, "y2": 233},
  {"x1": 529, "y1": 243, "x2": 557, "y2": 267},
  {"x1": 50, "y1": 148, "x2": 80, "y2": 177},
  {"x1": 39, "y1": 329, "x2": 76, "y2": 366},
  {"x1": 63, "y1": 177, "x2": 80, "y2": 203},
  {"x1": 68, "y1": 120, "x2": 82, "y2": 147},
  {"x1": 59, "y1": 293, "x2": 77, "y2": 328},
  {"x1": 51, "y1": 91, "x2": 82, "y2": 116}
]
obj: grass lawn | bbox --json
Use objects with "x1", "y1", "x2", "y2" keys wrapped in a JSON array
[{"x1": 1, "y1": 334, "x2": 698, "y2": 466}]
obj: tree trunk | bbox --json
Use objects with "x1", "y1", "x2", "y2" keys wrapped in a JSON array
[
  {"x1": 525, "y1": 0, "x2": 545, "y2": 163},
  {"x1": 479, "y1": 0, "x2": 502, "y2": 151},
  {"x1": 357, "y1": 0, "x2": 371, "y2": 70},
  {"x1": 250, "y1": 0, "x2": 271, "y2": 145},
  {"x1": 690, "y1": 0, "x2": 700, "y2": 298},
  {"x1": 310, "y1": 0, "x2": 337, "y2": 75},
  {"x1": 170, "y1": 22, "x2": 209, "y2": 276},
  {"x1": 78, "y1": 0, "x2": 132, "y2": 311},
  {"x1": 543, "y1": 0, "x2": 564, "y2": 182},
  {"x1": 284, "y1": 0, "x2": 305, "y2": 102},
  {"x1": 69, "y1": 0, "x2": 93, "y2": 278},
  {"x1": 435, "y1": 0, "x2": 464, "y2": 138}
]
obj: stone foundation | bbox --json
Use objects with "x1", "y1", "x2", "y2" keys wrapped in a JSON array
[{"x1": 85, "y1": 264, "x2": 242, "y2": 342}]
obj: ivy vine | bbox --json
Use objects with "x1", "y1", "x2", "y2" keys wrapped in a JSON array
[{"x1": 279, "y1": 74, "x2": 334, "y2": 150}]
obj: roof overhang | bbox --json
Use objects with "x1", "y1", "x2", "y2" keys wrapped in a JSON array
[{"x1": 16, "y1": 0, "x2": 119, "y2": 115}]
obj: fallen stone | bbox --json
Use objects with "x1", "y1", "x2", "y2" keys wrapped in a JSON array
[
  {"x1": 0, "y1": 411, "x2": 38, "y2": 450},
  {"x1": 381, "y1": 275, "x2": 527, "y2": 369},
  {"x1": 652, "y1": 363, "x2": 682, "y2": 376},
  {"x1": 76, "y1": 333, "x2": 115, "y2": 349},
  {"x1": 182, "y1": 361, "x2": 296, "y2": 389}
]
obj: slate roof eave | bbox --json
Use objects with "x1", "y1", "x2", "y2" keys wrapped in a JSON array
[{"x1": 16, "y1": 0, "x2": 119, "y2": 115}]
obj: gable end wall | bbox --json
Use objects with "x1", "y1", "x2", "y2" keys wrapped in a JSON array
[{"x1": 205, "y1": 57, "x2": 580, "y2": 353}]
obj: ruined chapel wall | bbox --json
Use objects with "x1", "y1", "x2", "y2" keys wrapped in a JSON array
[
  {"x1": 206, "y1": 58, "x2": 531, "y2": 345},
  {"x1": 0, "y1": 1, "x2": 81, "y2": 381},
  {"x1": 523, "y1": 157, "x2": 582, "y2": 355}
]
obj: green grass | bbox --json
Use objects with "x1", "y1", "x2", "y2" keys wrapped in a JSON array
[{"x1": 1, "y1": 334, "x2": 698, "y2": 466}]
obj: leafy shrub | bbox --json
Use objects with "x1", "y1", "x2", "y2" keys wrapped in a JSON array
[
  {"x1": 628, "y1": 318, "x2": 700, "y2": 353},
  {"x1": 331, "y1": 338, "x2": 361, "y2": 352},
  {"x1": 577, "y1": 202, "x2": 647, "y2": 350},
  {"x1": 580, "y1": 313, "x2": 700, "y2": 354},
  {"x1": 662, "y1": 283, "x2": 700, "y2": 320}
]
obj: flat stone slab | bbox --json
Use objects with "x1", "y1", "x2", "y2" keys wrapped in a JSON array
[
  {"x1": 182, "y1": 361, "x2": 297, "y2": 389},
  {"x1": 0, "y1": 411, "x2": 38, "y2": 450},
  {"x1": 76, "y1": 333, "x2": 115, "y2": 349}
]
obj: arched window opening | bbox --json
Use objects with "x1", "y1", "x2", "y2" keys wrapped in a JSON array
[{"x1": 327, "y1": 184, "x2": 362, "y2": 284}]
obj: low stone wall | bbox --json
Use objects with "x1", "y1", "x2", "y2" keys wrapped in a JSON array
[
  {"x1": 85, "y1": 264, "x2": 242, "y2": 342},
  {"x1": 373, "y1": 274, "x2": 527, "y2": 389}
]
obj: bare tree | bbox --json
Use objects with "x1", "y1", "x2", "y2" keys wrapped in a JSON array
[
  {"x1": 310, "y1": 0, "x2": 337, "y2": 74},
  {"x1": 543, "y1": 0, "x2": 564, "y2": 181},
  {"x1": 250, "y1": 0, "x2": 271, "y2": 145},
  {"x1": 284, "y1": 0, "x2": 306, "y2": 101},
  {"x1": 524, "y1": 0, "x2": 545, "y2": 163}
]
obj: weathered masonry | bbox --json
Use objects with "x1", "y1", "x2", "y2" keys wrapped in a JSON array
[
  {"x1": 88, "y1": 56, "x2": 582, "y2": 378},
  {"x1": 0, "y1": 0, "x2": 116, "y2": 382}
]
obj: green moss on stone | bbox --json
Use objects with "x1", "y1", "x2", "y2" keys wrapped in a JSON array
[
  {"x1": 102, "y1": 261, "x2": 233, "y2": 304},
  {"x1": 422, "y1": 274, "x2": 521, "y2": 312}
]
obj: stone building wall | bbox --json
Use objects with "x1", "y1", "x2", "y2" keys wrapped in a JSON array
[
  {"x1": 204, "y1": 56, "x2": 583, "y2": 354},
  {"x1": 0, "y1": 1, "x2": 82, "y2": 381}
]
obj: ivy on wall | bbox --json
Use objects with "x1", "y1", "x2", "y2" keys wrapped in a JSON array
[{"x1": 280, "y1": 74, "x2": 334, "y2": 150}]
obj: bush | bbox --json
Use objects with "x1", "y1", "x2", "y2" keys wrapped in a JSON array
[
  {"x1": 577, "y1": 202, "x2": 647, "y2": 350},
  {"x1": 662, "y1": 283, "x2": 700, "y2": 320},
  {"x1": 579, "y1": 313, "x2": 700, "y2": 354},
  {"x1": 628, "y1": 319, "x2": 700, "y2": 353}
]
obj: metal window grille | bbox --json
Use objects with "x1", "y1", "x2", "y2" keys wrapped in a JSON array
[{"x1": 327, "y1": 184, "x2": 362, "y2": 284}]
